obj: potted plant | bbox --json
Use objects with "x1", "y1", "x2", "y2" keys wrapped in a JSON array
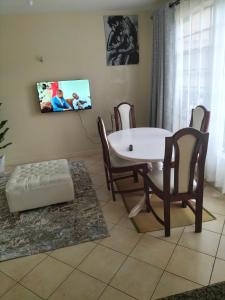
[{"x1": 0, "y1": 103, "x2": 12, "y2": 173}]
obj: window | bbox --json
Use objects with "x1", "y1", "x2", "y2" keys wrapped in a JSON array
[
  {"x1": 173, "y1": 0, "x2": 225, "y2": 192},
  {"x1": 175, "y1": 2, "x2": 214, "y2": 127}
]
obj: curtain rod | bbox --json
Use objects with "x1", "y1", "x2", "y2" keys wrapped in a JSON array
[
  {"x1": 169, "y1": 0, "x2": 180, "y2": 8},
  {"x1": 150, "y1": 0, "x2": 180, "y2": 19}
]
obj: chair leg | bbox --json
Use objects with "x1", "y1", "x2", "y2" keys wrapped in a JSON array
[
  {"x1": 164, "y1": 199, "x2": 171, "y2": 237},
  {"x1": 143, "y1": 177, "x2": 150, "y2": 212},
  {"x1": 133, "y1": 170, "x2": 138, "y2": 183},
  {"x1": 104, "y1": 166, "x2": 110, "y2": 190},
  {"x1": 109, "y1": 173, "x2": 116, "y2": 201},
  {"x1": 195, "y1": 196, "x2": 203, "y2": 233},
  {"x1": 181, "y1": 200, "x2": 187, "y2": 208},
  {"x1": 145, "y1": 190, "x2": 151, "y2": 213}
]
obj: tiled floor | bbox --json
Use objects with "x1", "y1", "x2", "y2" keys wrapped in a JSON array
[{"x1": 1, "y1": 153, "x2": 225, "y2": 300}]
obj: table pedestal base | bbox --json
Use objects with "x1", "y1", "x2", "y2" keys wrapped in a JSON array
[{"x1": 128, "y1": 197, "x2": 145, "y2": 218}]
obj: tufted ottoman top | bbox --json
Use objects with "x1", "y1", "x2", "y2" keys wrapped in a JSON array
[{"x1": 6, "y1": 159, "x2": 72, "y2": 192}]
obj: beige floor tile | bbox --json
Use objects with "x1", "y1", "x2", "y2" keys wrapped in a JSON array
[
  {"x1": 88, "y1": 171, "x2": 105, "y2": 180},
  {"x1": 49, "y1": 269, "x2": 106, "y2": 300},
  {"x1": 105, "y1": 220, "x2": 115, "y2": 230},
  {"x1": 94, "y1": 222, "x2": 114, "y2": 245},
  {"x1": 95, "y1": 187, "x2": 113, "y2": 204},
  {"x1": 111, "y1": 257, "x2": 162, "y2": 300},
  {"x1": 78, "y1": 245, "x2": 126, "y2": 283},
  {"x1": 95, "y1": 186, "x2": 112, "y2": 208},
  {"x1": 130, "y1": 235, "x2": 175, "y2": 269},
  {"x1": 90, "y1": 173, "x2": 106, "y2": 188},
  {"x1": 50, "y1": 242, "x2": 96, "y2": 267},
  {"x1": 204, "y1": 199, "x2": 225, "y2": 216},
  {"x1": 86, "y1": 160, "x2": 103, "y2": 168},
  {"x1": 86, "y1": 158, "x2": 102, "y2": 166},
  {"x1": 210, "y1": 258, "x2": 225, "y2": 284},
  {"x1": 166, "y1": 246, "x2": 214, "y2": 285},
  {"x1": 178, "y1": 227, "x2": 220, "y2": 256},
  {"x1": 100, "y1": 226, "x2": 141, "y2": 255},
  {"x1": 99, "y1": 220, "x2": 115, "y2": 235},
  {"x1": 1, "y1": 284, "x2": 41, "y2": 300},
  {"x1": 146, "y1": 227, "x2": 184, "y2": 244},
  {"x1": 98, "y1": 200, "x2": 109, "y2": 208},
  {"x1": 99, "y1": 286, "x2": 135, "y2": 300},
  {"x1": 0, "y1": 271, "x2": 16, "y2": 297},
  {"x1": 152, "y1": 272, "x2": 201, "y2": 299},
  {"x1": 102, "y1": 201, "x2": 126, "y2": 224},
  {"x1": 204, "y1": 186, "x2": 225, "y2": 215},
  {"x1": 217, "y1": 235, "x2": 225, "y2": 260},
  {"x1": 88, "y1": 168, "x2": 105, "y2": 179},
  {"x1": 117, "y1": 216, "x2": 136, "y2": 231},
  {"x1": 204, "y1": 184, "x2": 222, "y2": 199},
  {"x1": 202, "y1": 213, "x2": 225, "y2": 234},
  {"x1": 87, "y1": 162, "x2": 104, "y2": 171},
  {"x1": 0, "y1": 253, "x2": 47, "y2": 281},
  {"x1": 85, "y1": 158, "x2": 103, "y2": 170},
  {"x1": 21, "y1": 256, "x2": 72, "y2": 299}
]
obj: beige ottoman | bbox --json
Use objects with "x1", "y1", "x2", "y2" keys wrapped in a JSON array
[{"x1": 6, "y1": 159, "x2": 74, "y2": 213}]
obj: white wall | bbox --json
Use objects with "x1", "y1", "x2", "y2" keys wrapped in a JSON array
[{"x1": 0, "y1": 11, "x2": 153, "y2": 165}]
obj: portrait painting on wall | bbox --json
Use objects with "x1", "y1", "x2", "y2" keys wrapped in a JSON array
[{"x1": 104, "y1": 15, "x2": 139, "y2": 66}]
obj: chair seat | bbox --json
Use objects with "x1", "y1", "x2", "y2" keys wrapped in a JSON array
[{"x1": 147, "y1": 169, "x2": 197, "y2": 193}]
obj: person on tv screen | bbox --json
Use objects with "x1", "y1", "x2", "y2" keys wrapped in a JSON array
[
  {"x1": 51, "y1": 90, "x2": 72, "y2": 112},
  {"x1": 72, "y1": 93, "x2": 87, "y2": 110}
]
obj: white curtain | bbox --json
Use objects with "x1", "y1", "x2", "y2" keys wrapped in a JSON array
[{"x1": 173, "y1": 0, "x2": 225, "y2": 193}]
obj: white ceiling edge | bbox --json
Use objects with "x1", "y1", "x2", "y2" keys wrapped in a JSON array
[{"x1": 0, "y1": 0, "x2": 166, "y2": 15}]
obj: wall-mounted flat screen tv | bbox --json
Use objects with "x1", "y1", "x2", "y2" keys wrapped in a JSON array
[{"x1": 36, "y1": 79, "x2": 92, "y2": 113}]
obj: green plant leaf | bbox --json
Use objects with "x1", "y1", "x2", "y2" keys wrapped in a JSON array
[
  {"x1": 0, "y1": 120, "x2": 7, "y2": 130},
  {"x1": 0, "y1": 102, "x2": 11, "y2": 149},
  {"x1": 0, "y1": 142, "x2": 12, "y2": 149},
  {"x1": 0, "y1": 128, "x2": 9, "y2": 143}
]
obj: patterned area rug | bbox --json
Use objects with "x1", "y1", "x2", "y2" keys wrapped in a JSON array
[
  {"x1": 159, "y1": 281, "x2": 225, "y2": 299},
  {"x1": 0, "y1": 161, "x2": 109, "y2": 262}
]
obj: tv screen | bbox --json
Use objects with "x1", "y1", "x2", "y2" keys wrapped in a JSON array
[{"x1": 36, "y1": 79, "x2": 92, "y2": 113}]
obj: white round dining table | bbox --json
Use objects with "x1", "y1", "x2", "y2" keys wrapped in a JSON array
[{"x1": 108, "y1": 127, "x2": 172, "y2": 162}]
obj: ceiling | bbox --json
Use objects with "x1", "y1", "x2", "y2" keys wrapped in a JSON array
[{"x1": 0, "y1": 0, "x2": 163, "y2": 15}]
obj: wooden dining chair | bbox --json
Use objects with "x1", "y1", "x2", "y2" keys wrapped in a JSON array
[
  {"x1": 189, "y1": 105, "x2": 210, "y2": 132},
  {"x1": 143, "y1": 127, "x2": 209, "y2": 237},
  {"x1": 114, "y1": 102, "x2": 136, "y2": 131},
  {"x1": 97, "y1": 116, "x2": 148, "y2": 201}
]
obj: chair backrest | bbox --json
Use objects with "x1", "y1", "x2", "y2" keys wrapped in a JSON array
[
  {"x1": 97, "y1": 116, "x2": 111, "y2": 168},
  {"x1": 114, "y1": 102, "x2": 136, "y2": 131},
  {"x1": 189, "y1": 105, "x2": 210, "y2": 132},
  {"x1": 163, "y1": 128, "x2": 209, "y2": 194}
]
